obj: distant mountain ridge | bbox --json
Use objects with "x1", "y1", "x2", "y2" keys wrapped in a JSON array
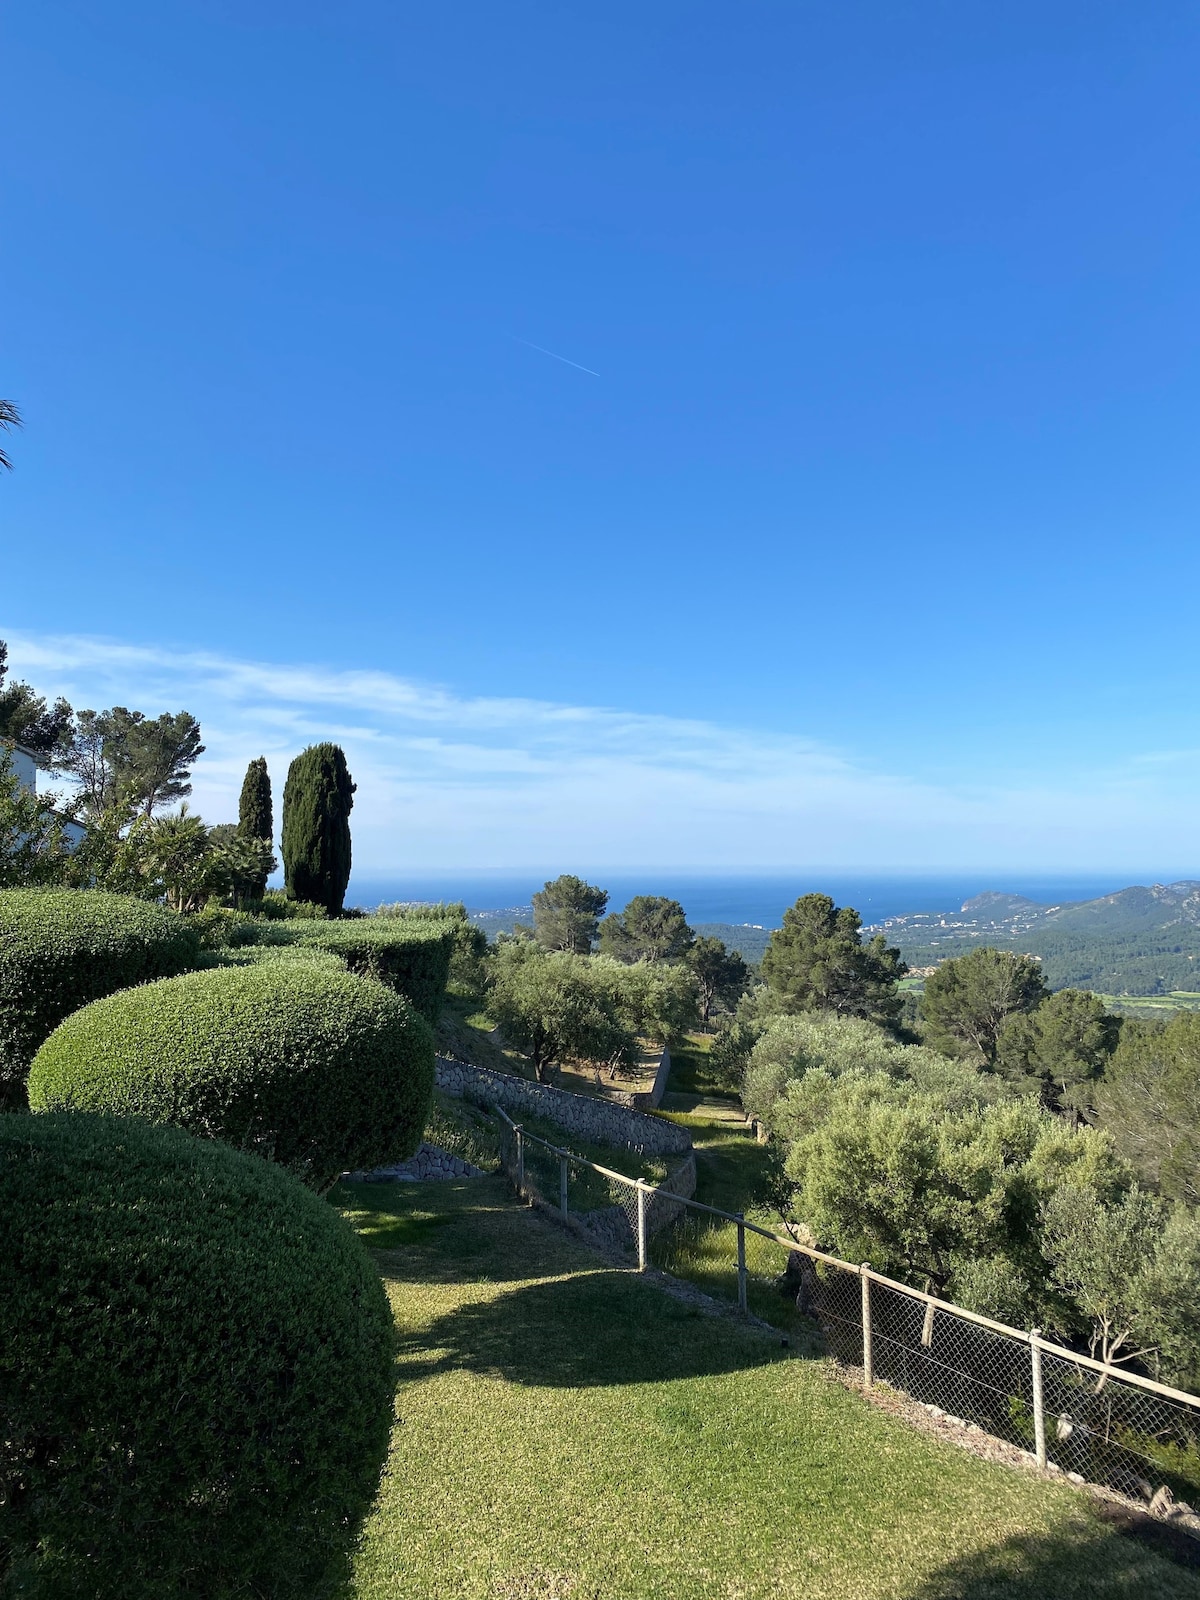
[{"x1": 867, "y1": 880, "x2": 1200, "y2": 994}]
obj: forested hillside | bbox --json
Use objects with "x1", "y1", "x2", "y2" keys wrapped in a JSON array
[
  {"x1": 459, "y1": 889, "x2": 1200, "y2": 995},
  {"x1": 870, "y1": 881, "x2": 1200, "y2": 993}
]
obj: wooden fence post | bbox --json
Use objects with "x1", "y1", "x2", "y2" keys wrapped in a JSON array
[
  {"x1": 636, "y1": 1181, "x2": 648, "y2": 1272},
  {"x1": 515, "y1": 1127, "x2": 525, "y2": 1195},
  {"x1": 560, "y1": 1154, "x2": 569, "y2": 1219},
  {"x1": 1030, "y1": 1328, "x2": 1047, "y2": 1470},
  {"x1": 736, "y1": 1217, "x2": 748, "y2": 1313},
  {"x1": 860, "y1": 1264, "x2": 874, "y2": 1387}
]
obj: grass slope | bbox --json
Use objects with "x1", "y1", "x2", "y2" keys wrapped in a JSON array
[
  {"x1": 337, "y1": 1176, "x2": 1200, "y2": 1600},
  {"x1": 652, "y1": 1034, "x2": 814, "y2": 1334}
]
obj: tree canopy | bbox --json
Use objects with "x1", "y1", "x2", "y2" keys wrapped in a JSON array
[
  {"x1": 996, "y1": 987, "x2": 1121, "y2": 1114},
  {"x1": 687, "y1": 935, "x2": 750, "y2": 1024},
  {"x1": 761, "y1": 1034, "x2": 1130, "y2": 1325},
  {"x1": 760, "y1": 893, "x2": 906, "y2": 1029},
  {"x1": 59, "y1": 706, "x2": 205, "y2": 819},
  {"x1": 0, "y1": 399, "x2": 20, "y2": 471},
  {"x1": 590, "y1": 954, "x2": 699, "y2": 1045},
  {"x1": 0, "y1": 752, "x2": 74, "y2": 887},
  {"x1": 598, "y1": 895, "x2": 694, "y2": 963},
  {"x1": 741, "y1": 1010, "x2": 983, "y2": 1129},
  {"x1": 920, "y1": 947, "x2": 1048, "y2": 1065},
  {"x1": 485, "y1": 942, "x2": 634, "y2": 1081},
  {"x1": 1093, "y1": 1011, "x2": 1200, "y2": 1206},
  {"x1": 532, "y1": 874, "x2": 608, "y2": 954},
  {"x1": 0, "y1": 641, "x2": 73, "y2": 762},
  {"x1": 1040, "y1": 1183, "x2": 1169, "y2": 1368}
]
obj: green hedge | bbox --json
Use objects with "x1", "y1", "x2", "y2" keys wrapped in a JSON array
[
  {"x1": 0, "y1": 889, "x2": 201, "y2": 1108},
  {"x1": 29, "y1": 963, "x2": 435, "y2": 1192},
  {"x1": 287, "y1": 918, "x2": 456, "y2": 1022},
  {"x1": 197, "y1": 942, "x2": 348, "y2": 973},
  {"x1": 0, "y1": 1113, "x2": 393, "y2": 1600}
]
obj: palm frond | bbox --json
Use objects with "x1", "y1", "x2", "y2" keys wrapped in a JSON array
[{"x1": 0, "y1": 399, "x2": 23, "y2": 471}]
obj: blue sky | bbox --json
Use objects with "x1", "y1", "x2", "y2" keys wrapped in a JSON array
[{"x1": 3, "y1": 3, "x2": 1198, "y2": 871}]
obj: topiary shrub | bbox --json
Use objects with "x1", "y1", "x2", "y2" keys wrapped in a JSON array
[
  {"x1": 286, "y1": 918, "x2": 456, "y2": 1022},
  {"x1": 372, "y1": 902, "x2": 488, "y2": 994},
  {"x1": 197, "y1": 941, "x2": 349, "y2": 973},
  {"x1": 28, "y1": 962, "x2": 435, "y2": 1191},
  {"x1": 0, "y1": 888, "x2": 201, "y2": 1109},
  {"x1": 0, "y1": 1113, "x2": 393, "y2": 1599}
]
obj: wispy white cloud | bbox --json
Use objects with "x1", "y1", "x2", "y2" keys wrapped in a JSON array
[{"x1": 6, "y1": 628, "x2": 1199, "y2": 873}]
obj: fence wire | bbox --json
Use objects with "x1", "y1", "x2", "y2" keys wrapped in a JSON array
[
  {"x1": 498, "y1": 1116, "x2": 654, "y2": 1256},
  {"x1": 494, "y1": 1107, "x2": 1200, "y2": 1514},
  {"x1": 1039, "y1": 1343, "x2": 1200, "y2": 1502}
]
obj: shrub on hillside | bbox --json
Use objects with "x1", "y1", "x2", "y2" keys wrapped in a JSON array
[
  {"x1": 287, "y1": 917, "x2": 456, "y2": 1022},
  {"x1": 28, "y1": 962, "x2": 435, "y2": 1191},
  {"x1": 0, "y1": 888, "x2": 200, "y2": 1109},
  {"x1": 0, "y1": 1113, "x2": 393, "y2": 1600}
]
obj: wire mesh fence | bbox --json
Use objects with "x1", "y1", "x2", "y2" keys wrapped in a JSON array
[
  {"x1": 497, "y1": 1113, "x2": 654, "y2": 1257},
  {"x1": 494, "y1": 1106, "x2": 1200, "y2": 1513}
]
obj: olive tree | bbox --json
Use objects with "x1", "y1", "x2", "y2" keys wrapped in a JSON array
[
  {"x1": 485, "y1": 942, "x2": 634, "y2": 1082},
  {"x1": 1038, "y1": 1186, "x2": 1200, "y2": 1384}
]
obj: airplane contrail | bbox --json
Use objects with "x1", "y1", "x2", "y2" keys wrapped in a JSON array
[{"x1": 508, "y1": 335, "x2": 600, "y2": 377}]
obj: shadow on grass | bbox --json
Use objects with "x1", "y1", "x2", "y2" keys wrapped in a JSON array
[
  {"x1": 908, "y1": 1516, "x2": 1200, "y2": 1598},
  {"x1": 393, "y1": 1269, "x2": 786, "y2": 1388}
]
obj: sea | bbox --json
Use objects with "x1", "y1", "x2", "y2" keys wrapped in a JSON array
[{"x1": 342, "y1": 871, "x2": 1184, "y2": 931}]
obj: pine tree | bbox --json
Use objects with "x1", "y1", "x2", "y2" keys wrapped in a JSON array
[
  {"x1": 281, "y1": 744, "x2": 355, "y2": 915},
  {"x1": 237, "y1": 757, "x2": 274, "y2": 899}
]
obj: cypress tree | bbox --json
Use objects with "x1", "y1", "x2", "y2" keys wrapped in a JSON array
[
  {"x1": 237, "y1": 757, "x2": 273, "y2": 899},
  {"x1": 281, "y1": 744, "x2": 355, "y2": 916}
]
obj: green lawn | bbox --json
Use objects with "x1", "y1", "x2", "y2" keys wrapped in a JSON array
[{"x1": 336, "y1": 1176, "x2": 1200, "y2": 1600}]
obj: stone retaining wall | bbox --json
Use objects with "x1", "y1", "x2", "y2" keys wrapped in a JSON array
[
  {"x1": 606, "y1": 1045, "x2": 672, "y2": 1111},
  {"x1": 436, "y1": 1056, "x2": 692, "y2": 1158},
  {"x1": 345, "y1": 1141, "x2": 486, "y2": 1183}
]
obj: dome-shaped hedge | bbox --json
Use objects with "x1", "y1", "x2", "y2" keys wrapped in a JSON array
[
  {"x1": 0, "y1": 1113, "x2": 394, "y2": 1599},
  {"x1": 28, "y1": 961, "x2": 435, "y2": 1190},
  {"x1": 286, "y1": 917, "x2": 456, "y2": 1022},
  {"x1": 0, "y1": 888, "x2": 201, "y2": 1108}
]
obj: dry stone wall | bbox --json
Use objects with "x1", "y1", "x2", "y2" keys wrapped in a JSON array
[
  {"x1": 435, "y1": 1056, "x2": 692, "y2": 1158},
  {"x1": 345, "y1": 1142, "x2": 485, "y2": 1183},
  {"x1": 603, "y1": 1046, "x2": 673, "y2": 1111}
]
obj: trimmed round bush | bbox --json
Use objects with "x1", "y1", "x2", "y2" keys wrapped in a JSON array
[
  {"x1": 0, "y1": 888, "x2": 201, "y2": 1109},
  {"x1": 0, "y1": 1113, "x2": 393, "y2": 1599},
  {"x1": 28, "y1": 962, "x2": 435, "y2": 1191}
]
